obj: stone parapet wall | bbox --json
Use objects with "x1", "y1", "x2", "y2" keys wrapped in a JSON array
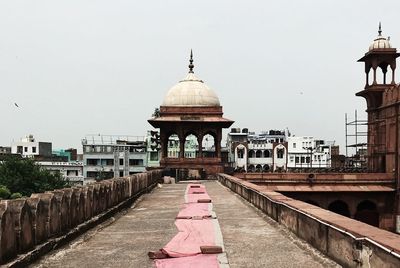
[
  {"x1": 234, "y1": 172, "x2": 394, "y2": 182},
  {"x1": 217, "y1": 173, "x2": 400, "y2": 268},
  {"x1": 0, "y1": 170, "x2": 162, "y2": 265}
]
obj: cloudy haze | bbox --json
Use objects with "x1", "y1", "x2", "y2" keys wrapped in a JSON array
[{"x1": 1, "y1": 0, "x2": 399, "y2": 153}]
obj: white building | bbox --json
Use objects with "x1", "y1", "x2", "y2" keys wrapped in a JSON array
[
  {"x1": 82, "y1": 135, "x2": 148, "y2": 181},
  {"x1": 11, "y1": 135, "x2": 52, "y2": 158},
  {"x1": 227, "y1": 128, "x2": 288, "y2": 172},
  {"x1": 10, "y1": 135, "x2": 83, "y2": 184},
  {"x1": 287, "y1": 136, "x2": 335, "y2": 169},
  {"x1": 37, "y1": 161, "x2": 84, "y2": 185}
]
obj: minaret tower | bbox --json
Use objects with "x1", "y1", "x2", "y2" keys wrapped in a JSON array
[{"x1": 356, "y1": 23, "x2": 400, "y2": 172}]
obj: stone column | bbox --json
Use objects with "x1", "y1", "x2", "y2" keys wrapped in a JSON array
[
  {"x1": 391, "y1": 63, "x2": 396, "y2": 84},
  {"x1": 216, "y1": 131, "x2": 222, "y2": 158},
  {"x1": 197, "y1": 135, "x2": 203, "y2": 158},
  {"x1": 179, "y1": 138, "x2": 185, "y2": 158}
]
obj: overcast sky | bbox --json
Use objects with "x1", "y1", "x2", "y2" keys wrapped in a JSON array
[{"x1": 1, "y1": 0, "x2": 399, "y2": 154}]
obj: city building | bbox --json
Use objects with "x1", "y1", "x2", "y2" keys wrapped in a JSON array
[
  {"x1": 37, "y1": 161, "x2": 84, "y2": 185},
  {"x1": 82, "y1": 135, "x2": 148, "y2": 181},
  {"x1": 9, "y1": 135, "x2": 83, "y2": 184},
  {"x1": 0, "y1": 146, "x2": 11, "y2": 154},
  {"x1": 11, "y1": 135, "x2": 52, "y2": 158},
  {"x1": 287, "y1": 136, "x2": 337, "y2": 169},
  {"x1": 226, "y1": 128, "x2": 288, "y2": 172},
  {"x1": 146, "y1": 131, "x2": 161, "y2": 168},
  {"x1": 52, "y1": 148, "x2": 78, "y2": 161}
]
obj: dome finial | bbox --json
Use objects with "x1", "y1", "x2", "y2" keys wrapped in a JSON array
[
  {"x1": 378, "y1": 22, "x2": 382, "y2": 36},
  {"x1": 188, "y1": 49, "x2": 194, "y2": 73}
]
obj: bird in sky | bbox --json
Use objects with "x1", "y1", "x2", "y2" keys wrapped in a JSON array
[{"x1": 14, "y1": 103, "x2": 19, "y2": 107}]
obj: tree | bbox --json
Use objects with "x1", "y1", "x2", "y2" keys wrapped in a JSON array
[
  {"x1": 0, "y1": 155, "x2": 69, "y2": 197},
  {"x1": 0, "y1": 185, "x2": 11, "y2": 199}
]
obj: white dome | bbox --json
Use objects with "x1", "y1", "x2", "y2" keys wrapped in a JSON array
[
  {"x1": 162, "y1": 72, "x2": 220, "y2": 106},
  {"x1": 369, "y1": 25, "x2": 392, "y2": 51},
  {"x1": 369, "y1": 36, "x2": 391, "y2": 51}
]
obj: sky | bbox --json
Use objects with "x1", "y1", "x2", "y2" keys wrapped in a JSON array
[{"x1": 1, "y1": 0, "x2": 399, "y2": 154}]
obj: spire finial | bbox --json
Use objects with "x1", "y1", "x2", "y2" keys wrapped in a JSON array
[
  {"x1": 188, "y1": 49, "x2": 194, "y2": 73},
  {"x1": 378, "y1": 22, "x2": 382, "y2": 36}
]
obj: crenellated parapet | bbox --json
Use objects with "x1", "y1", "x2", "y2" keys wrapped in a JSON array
[{"x1": 0, "y1": 170, "x2": 162, "y2": 264}]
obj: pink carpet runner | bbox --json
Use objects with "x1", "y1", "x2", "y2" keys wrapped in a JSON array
[{"x1": 154, "y1": 183, "x2": 221, "y2": 268}]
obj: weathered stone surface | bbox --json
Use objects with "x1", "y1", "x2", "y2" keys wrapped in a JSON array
[
  {"x1": 92, "y1": 184, "x2": 100, "y2": 216},
  {"x1": 50, "y1": 190, "x2": 69, "y2": 232},
  {"x1": 68, "y1": 189, "x2": 79, "y2": 228},
  {"x1": 72, "y1": 188, "x2": 85, "y2": 225},
  {"x1": 98, "y1": 183, "x2": 106, "y2": 212},
  {"x1": 0, "y1": 201, "x2": 16, "y2": 263},
  {"x1": 80, "y1": 186, "x2": 92, "y2": 221},
  {"x1": 7, "y1": 199, "x2": 34, "y2": 252},
  {"x1": 31, "y1": 193, "x2": 60, "y2": 236},
  {"x1": 26, "y1": 197, "x2": 47, "y2": 244},
  {"x1": 61, "y1": 188, "x2": 73, "y2": 228}
]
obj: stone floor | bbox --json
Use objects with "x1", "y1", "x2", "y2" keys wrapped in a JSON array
[{"x1": 30, "y1": 181, "x2": 340, "y2": 268}]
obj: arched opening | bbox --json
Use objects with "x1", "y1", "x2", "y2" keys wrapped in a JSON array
[
  {"x1": 236, "y1": 148, "x2": 245, "y2": 159},
  {"x1": 256, "y1": 150, "x2": 262, "y2": 158},
  {"x1": 202, "y1": 133, "x2": 215, "y2": 157},
  {"x1": 354, "y1": 200, "x2": 379, "y2": 227},
  {"x1": 367, "y1": 69, "x2": 373, "y2": 86},
  {"x1": 255, "y1": 164, "x2": 262, "y2": 172},
  {"x1": 249, "y1": 150, "x2": 255, "y2": 158},
  {"x1": 263, "y1": 164, "x2": 270, "y2": 172},
  {"x1": 277, "y1": 148, "x2": 285, "y2": 159},
  {"x1": 248, "y1": 165, "x2": 255, "y2": 172},
  {"x1": 305, "y1": 200, "x2": 319, "y2": 206},
  {"x1": 184, "y1": 134, "x2": 199, "y2": 158},
  {"x1": 167, "y1": 134, "x2": 180, "y2": 158},
  {"x1": 328, "y1": 200, "x2": 350, "y2": 217},
  {"x1": 264, "y1": 150, "x2": 271, "y2": 158}
]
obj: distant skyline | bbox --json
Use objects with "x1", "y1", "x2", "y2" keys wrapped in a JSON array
[{"x1": 1, "y1": 1, "x2": 399, "y2": 154}]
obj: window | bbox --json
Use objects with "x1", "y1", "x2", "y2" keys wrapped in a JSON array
[
  {"x1": 295, "y1": 157, "x2": 299, "y2": 163},
  {"x1": 150, "y1": 152, "x2": 158, "y2": 161},
  {"x1": 306, "y1": 157, "x2": 310, "y2": 163},
  {"x1": 32, "y1": 147, "x2": 36, "y2": 153},
  {"x1": 119, "y1": 171, "x2": 124, "y2": 177},
  {"x1": 119, "y1": 159, "x2": 124, "y2": 165},
  {"x1": 87, "y1": 159, "x2": 98, "y2": 165},
  {"x1": 301, "y1": 156, "x2": 305, "y2": 163},
  {"x1": 249, "y1": 150, "x2": 255, "y2": 158},
  {"x1": 293, "y1": 143, "x2": 296, "y2": 149},
  {"x1": 237, "y1": 149, "x2": 244, "y2": 159},
  {"x1": 24, "y1": 147, "x2": 28, "y2": 152},
  {"x1": 17, "y1": 146, "x2": 23, "y2": 154},
  {"x1": 129, "y1": 159, "x2": 143, "y2": 166},
  {"x1": 277, "y1": 149, "x2": 284, "y2": 159}
]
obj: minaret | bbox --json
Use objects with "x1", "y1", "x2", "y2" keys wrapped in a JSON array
[
  {"x1": 356, "y1": 24, "x2": 400, "y2": 172},
  {"x1": 357, "y1": 23, "x2": 399, "y2": 109}
]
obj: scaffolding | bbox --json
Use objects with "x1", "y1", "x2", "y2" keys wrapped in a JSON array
[{"x1": 345, "y1": 110, "x2": 368, "y2": 167}]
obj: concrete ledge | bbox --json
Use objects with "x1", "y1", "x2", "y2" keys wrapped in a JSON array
[{"x1": 217, "y1": 173, "x2": 400, "y2": 268}]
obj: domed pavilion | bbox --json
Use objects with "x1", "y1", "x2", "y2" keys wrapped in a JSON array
[{"x1": 148, "y1": 51, "x2": 234, "y2": 175}]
